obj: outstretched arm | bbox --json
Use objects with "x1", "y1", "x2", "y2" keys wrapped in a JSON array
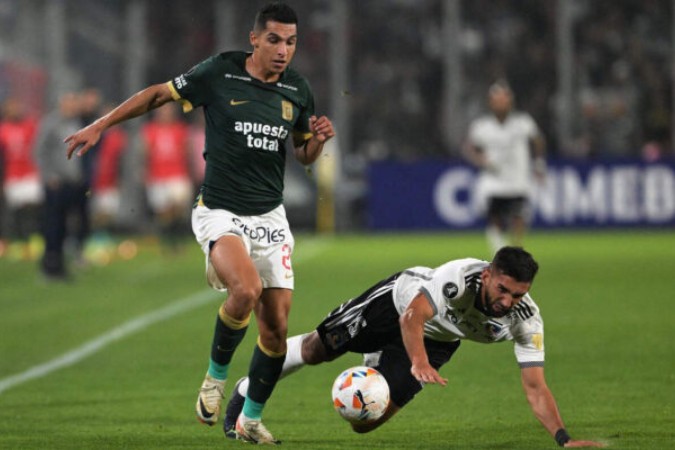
[
  {"x1": 65, "y1": 82, "x2": 174, "y2": 159},
  {"x1": 293, "y1": 115, "x2": 335, "y2": 165},
  {"x1": 521, "y1": 366, "x2": 604, "y2": 448},
  {"x1": 400, "y1": 293, "x2": 447, "y2": 386}
]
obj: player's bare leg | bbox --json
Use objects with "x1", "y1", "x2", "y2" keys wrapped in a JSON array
[
  {"x1": 196, "y1": 236, "x2": 261, "y2": 426},
  {"x1": 300, "y1": 330, "x2": 336, "y2": 364},
  {"x1": 233, "y1": 288, "x2": 291, "y2": 444},
  {"x1": 510, "y1": 214, "x2": 527, "y2": 247},
  {"x1": 224, "y1": 331, "x2": 329, "y2": 436},
  {"x1": 486, "y1": 220, "x2": 507, "y2": 254}
]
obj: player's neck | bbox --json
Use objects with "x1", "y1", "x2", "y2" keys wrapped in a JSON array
[
  {"x1": 246, "y1": 54, "x2": 281, "y2": 84},
  {"x1": 493, "y1": 111, "x2": 510, "y2": 123},
  {"x1": 474, "y1": 286, "x2": 488, "y2": 315}
]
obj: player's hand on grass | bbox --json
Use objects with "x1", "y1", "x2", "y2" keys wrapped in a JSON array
[
  {"x1": 64, "y1": 123, "x2": 103, "y2": 159},
  {"x1": 564, "y1": 439, "x2": 606, "y2": 447},
  {"x1": 411, "y1": 362, "x2": 447, "y2": 386},
  {"x1": 309, "y1": 115, "x2": 335, "y2": 143}
]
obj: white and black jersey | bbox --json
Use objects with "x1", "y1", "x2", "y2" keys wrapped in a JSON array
[
  {"x1": 468, "y1": 112, "x2": 540, "y2": 199},
  {"x1": 393, "y1": 258, "x2": 545, "y2": 368},
  {"x1": 316, "y1": 272, "x2": 461, "y2": 407},
  {"x1": 314, "y1": 257, "x2": 544, "y2": 407}
]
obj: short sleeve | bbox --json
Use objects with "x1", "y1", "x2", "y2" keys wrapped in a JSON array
[
  {"x1": 418, "y1": 259, "x2": 482, "y2": 317},
  {"x1": 292, "y1": 82, "x2": 315, "y2": 145},
  {"x1": 511, "y1": 300, "x2": 545, "y2": 367},
  {"x1": 167, "y1": 56, "x2": 218, "y2": 113}
]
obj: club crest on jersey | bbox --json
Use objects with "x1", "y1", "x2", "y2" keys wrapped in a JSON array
[
  {"x1": 485, "y1": 320, "x2": 503, "y2": 338},
  {"x1": 281, "y1": 100, "x2": 293, "y2": 121},
  {"x1": 442, "y1": 282, "x2": 459, "y2": 300}
]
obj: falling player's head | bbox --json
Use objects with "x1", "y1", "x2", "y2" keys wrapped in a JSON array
[
  {"x1": 492, "y1": 246, "x2": 539, "y2": 283},
  {"x1": 480, "y1": 247, "x2": 538, "y2": 318}
]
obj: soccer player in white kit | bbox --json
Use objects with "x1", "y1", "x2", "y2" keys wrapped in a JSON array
[
  {"x1": 464, "y1": 81, "x2": 546, "y2": 254},
  {"x1": 224, "y1": 247, "x2": 603, "y2": 448}
]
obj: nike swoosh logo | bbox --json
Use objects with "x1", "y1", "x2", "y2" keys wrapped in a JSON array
[
  {"x1": 198, "y1": 397, "x2": 215, "y2": 418},
  {"x1": 230, "y1": 99, "x2": 249, "y2": 106}
]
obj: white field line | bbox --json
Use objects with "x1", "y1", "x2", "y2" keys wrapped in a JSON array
[{"x1": 0, "y1": 239, "x2": 329, "y2": 395}]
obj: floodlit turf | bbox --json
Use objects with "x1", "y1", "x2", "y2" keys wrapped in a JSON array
[{"x1": 0, "y1": 230, "x2": 673, "y2": 449}]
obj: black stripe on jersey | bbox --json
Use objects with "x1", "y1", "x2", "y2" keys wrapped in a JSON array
[
  {"x1": 323, "y1": 279, "x2": 396, "y2": 329},
  {"x1": 465, "y1": 273, "x2": 482, "y2": 293},
  {"x1": 464, "y1": 262, "x2": 489, "y2": 295},
  {"x1": 514, "y1": 303, "x2": 534, "y2": 320}
]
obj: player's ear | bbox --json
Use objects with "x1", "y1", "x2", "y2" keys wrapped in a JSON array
[
  {"x1": 249, "y1": 31, "x2": 258, "y2": 48},
  {"x1": 481, "y1": 267, "x2": 491, "y2": 284}
]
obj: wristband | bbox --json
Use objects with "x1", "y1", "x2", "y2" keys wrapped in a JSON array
[{"x1": 555, "y1": 428, "x2": 571, "y2": 447}]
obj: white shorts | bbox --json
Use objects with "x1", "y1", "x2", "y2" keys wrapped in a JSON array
[
  {"x1": 191, "y1": 202, "x2": 295, "y2": 292},
  {"x1": 4, "y1": 176, "x2": 43, "y2": 208},
  {"x1": 92, "y1": 189, "x2": 120, "y2": 217},
  {"x1": 147, "y1": 178, "x2": 192, "y2": 212}
]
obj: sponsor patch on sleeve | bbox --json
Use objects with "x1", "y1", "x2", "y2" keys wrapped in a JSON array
[{"x1": 531, "y1": 333, "x2": 543, "y2": 351}]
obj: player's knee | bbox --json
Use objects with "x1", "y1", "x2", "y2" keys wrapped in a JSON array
[
  {"x1": 260, "y1": 326, "x2": 288, "y2": 352},
  {"x1": 230, "y1": 282, "x2": 262, "y2": 308}
]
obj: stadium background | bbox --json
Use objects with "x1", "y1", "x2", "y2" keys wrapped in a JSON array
[
  {"x1": 1, "y1": 2, "x2": 674, "y2": 449},
  {"x1": 1, "y1": 0, "x2": 673, "y2": 234}
]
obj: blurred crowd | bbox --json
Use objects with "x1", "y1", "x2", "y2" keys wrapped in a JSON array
[
  {"x1": 346, "y1": 0, "x2": 672, "y2": 161},
  {"x1": 0, "y1": 0, "x2": 673, "y2": 259},
  {"x1": 133, "y1": 0, "x2": 674, "y2": 162},
  {"x1": 0, "y1": 89, "x2": 205, "y2": 279}
]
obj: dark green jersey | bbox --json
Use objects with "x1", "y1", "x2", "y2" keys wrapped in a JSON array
[{"x1": 168, "y1": 51, "x2": 314, "y2": 215}]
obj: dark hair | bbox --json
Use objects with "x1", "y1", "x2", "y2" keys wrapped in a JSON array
[
  {"x1": 488, "y1": 79, "x2": 513, "y2": 96},
  {"x1": 254, "y1": 2, "x2": 298, "y2": 32},
  {"x1": 491, "y1": 246, "x2": 539, "y2": 283}
]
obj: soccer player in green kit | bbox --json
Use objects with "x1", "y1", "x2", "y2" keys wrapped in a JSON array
[{"x1": 65, "y1": 2, "x2": 334, "y2": 445}]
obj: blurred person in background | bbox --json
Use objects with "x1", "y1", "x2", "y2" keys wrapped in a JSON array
[
  {"x1": 0, "y1": 97, "x2": 43, "y2": 260},
  {"x1": 141, "y1": 102, "x2": 191, "y2": 253},
  {"x1": 65, "y1": 2, "x2": 334, "y2": 444},
  {"x1": 464, "y1": 81, "x2": 546, "y2": 254},
  {"x1": 35, "y1": 91, "x2": 84, "y2": 280},
  {"x1": 89, "y1": 103, "x2": 128, "y2": 263}
]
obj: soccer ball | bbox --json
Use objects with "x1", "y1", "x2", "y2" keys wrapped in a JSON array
[{"x1": 331, "y1": 366, "x2": 390, "y2": 424}]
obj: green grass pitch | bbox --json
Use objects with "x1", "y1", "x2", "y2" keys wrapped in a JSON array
[{"x1": 0, "y1": 230, "x2": 672, "y2": 449}]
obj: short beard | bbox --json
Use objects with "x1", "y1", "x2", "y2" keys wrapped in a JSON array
[{"x1": 484, "y1": 292, "x2": 509, "y2": 318}]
